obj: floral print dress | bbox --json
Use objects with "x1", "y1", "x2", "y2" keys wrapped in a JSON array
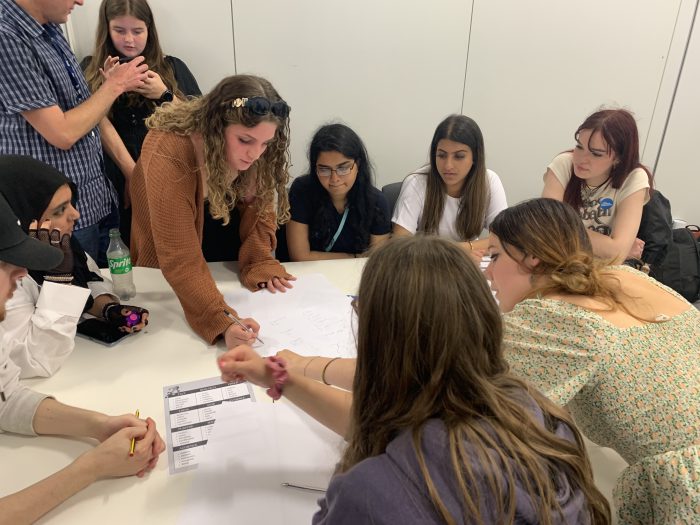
[{"x1": 503, "y1": 268, "x2": 700, "y2": 524}]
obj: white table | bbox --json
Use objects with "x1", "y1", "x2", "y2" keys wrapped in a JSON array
[
  {"x1": 0, "y1": 258, "x2": 627, "y2": 523},
  {"x1": 0, "y1": 260, "x2": 364, "y2": 524}
]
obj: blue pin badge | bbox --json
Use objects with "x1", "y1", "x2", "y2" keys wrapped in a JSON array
[{"x1": 599, "y1": 197, "x2": 613, "y2": 210}]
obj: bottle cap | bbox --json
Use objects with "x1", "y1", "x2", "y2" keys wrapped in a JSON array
[{"x1": 108, "y1": 228, "x2": 121, "y2": 238}]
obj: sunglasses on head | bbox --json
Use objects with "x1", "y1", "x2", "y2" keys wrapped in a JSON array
[{"x1": 231, "y1": 97, "x2": 291, "y2": 119}]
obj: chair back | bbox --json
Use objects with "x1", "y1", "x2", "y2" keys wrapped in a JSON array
[{"x1": 381, "y1": 181, "x2": 403, "y2": 216}]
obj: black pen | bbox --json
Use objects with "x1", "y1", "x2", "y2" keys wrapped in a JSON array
[
  {"x1": 281, "y1": 482, "x2": 326, "y2": 493},
  {"x1": 224, "y1": 310, "x2": 264, "y2": 344}
]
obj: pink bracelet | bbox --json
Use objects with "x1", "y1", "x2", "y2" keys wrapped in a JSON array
[{"x1": 265, "y1": 356, "x2": 288, "y2": 401}]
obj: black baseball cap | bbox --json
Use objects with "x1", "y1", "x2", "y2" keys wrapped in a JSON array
[{"x1": 0, "y1": 194, "x2": 63, "y2": 270}]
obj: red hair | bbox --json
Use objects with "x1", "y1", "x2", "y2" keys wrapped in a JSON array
[{"x1": 563, "y1": 109, "x2": 653, "y2": 209}]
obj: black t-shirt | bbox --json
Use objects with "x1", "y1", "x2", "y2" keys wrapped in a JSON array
[
  {"x1": 289, "y1": 175, "x2": 391, "y2": 254},
  {"x1": 80, "y1": 55, "x2": 201, "y2": 246},
  {"x1": 202, "y1": 201, "x2": 241, "y2": 262},
  {"x1": 80, "y1": 55, "x2": 200, "y2": 160}
]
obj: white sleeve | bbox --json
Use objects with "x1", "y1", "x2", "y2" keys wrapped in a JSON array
[
  {"x1": 391, "y1": 174, "x2": 426, "y2": 235},
  {"x1": 545, "y1": 152, "x2": 573, "y2": 188},
  {"x1": 617, "y1": 168, "x2": 650, "y2": 205},
  {"x1": 86, "y1": 253, "x2": 116, "y2": 300},
  {"x1": 0, "y1": 328, "x2": 51, "y2": 435},
  {"x1": 0, "y1": 385, "x2": 50, "y2": 435},
  {"x1": 4, "y1": 279, "x2": 90, "y2": 379},
  {"x1": 483, "y1": 169, "x2": 508, "y2": 229}
]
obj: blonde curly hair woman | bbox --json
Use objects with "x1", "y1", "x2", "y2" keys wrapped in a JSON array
[{"x1": 130, "y1": 74, "x2": 294, "y2": 348}]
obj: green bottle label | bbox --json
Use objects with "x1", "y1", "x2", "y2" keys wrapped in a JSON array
[{"x1": 108, "y1": 255, "x2": 132, "y2": 275}]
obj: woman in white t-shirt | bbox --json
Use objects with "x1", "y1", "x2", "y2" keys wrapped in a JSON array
[
  {"x1": 542, "y1": 109, "x2": 652, "y2": 263},
  {"x1": 392, "y1": 115, "x2": 507, "y2": 253}
]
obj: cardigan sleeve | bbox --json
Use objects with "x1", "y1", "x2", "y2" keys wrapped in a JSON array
[
  {"x1": 139, "y1": 136, "x2": 235, "y2": 344},
  {"x1": 237, "y1": 199, "x2": 291, "y2": 290}
]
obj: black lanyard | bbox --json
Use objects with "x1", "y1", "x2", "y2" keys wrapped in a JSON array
[{"x1": 44, "y1": 25, "x2": 85, "y2": 102}]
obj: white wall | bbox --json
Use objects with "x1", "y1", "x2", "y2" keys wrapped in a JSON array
[
  {"x1": 230, "y1": 0, "x2": 472, "y2": 189},
  {"x1": 67, "y1": 0, "x2": 698, "y2": 221},
  {"x1": 654, "y1": 5, "x2": 700, "y2": 224},
  {"x1": 69, "y1": 0, "x2": 235, "y2": 94},
  {"x1": 463, "y1": 0, "x2": 685, "y2": 207}
]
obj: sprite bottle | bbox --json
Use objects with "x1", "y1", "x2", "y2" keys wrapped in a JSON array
[{"x1": 106, "y1": 229, "x2": 136, "y2": 300}]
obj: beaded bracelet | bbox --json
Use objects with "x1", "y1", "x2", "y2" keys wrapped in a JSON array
[
  {"x1": 44, "y1": 274, "x2": 73, "y2": 283},
  {"x1": 265, "y1": 356, "x2": 288, "y2": 401}
]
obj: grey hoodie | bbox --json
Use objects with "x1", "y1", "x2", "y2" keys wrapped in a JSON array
[{"x1": 313, "y1": 403, "x2": 591, "y2": 524}]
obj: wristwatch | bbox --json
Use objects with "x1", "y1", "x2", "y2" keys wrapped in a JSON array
[{"x1": 158, "y1": 89, "x2": 174, "y2": 104}]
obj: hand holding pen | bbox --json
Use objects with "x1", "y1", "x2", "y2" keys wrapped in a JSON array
[
  {"x1": 129, "y1": 409, "x2": 140, "y2": 456},
  {"x1": 84, "y1": 411, "x2": 165, "y2": 478},
  {"x1": 224, "y1": 311, "x2": 263, "y2": 347}
]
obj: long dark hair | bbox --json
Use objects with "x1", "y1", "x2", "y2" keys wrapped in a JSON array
[
  {"x1": 340, "y1": 236, "x2": 610, "y2": 524},
  {"x1": 563, "y1": 109, "x2": 653, "y2": 209},
  {"x1": 84, "y1": 0, "x2": 182, "y2": 107},
  {"x1": 305, "y1": 124, "x2": 385, "y2": 253},
  {"x1": 419, "y1": 115, "x2": 489, "y2": 240}
]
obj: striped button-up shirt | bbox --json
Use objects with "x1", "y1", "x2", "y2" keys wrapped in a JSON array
[{"x1": 0, "y1": 0, "x2": 116, "y2": 229}]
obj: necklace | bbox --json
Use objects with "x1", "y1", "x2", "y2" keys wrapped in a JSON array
[{"x1": 580, "y1": 177, "x2": 611, "y2": 202}]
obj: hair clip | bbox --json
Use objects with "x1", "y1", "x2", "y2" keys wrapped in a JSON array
[{"x1": 230, "y1": 97, "x2": 290, "y2": 118}]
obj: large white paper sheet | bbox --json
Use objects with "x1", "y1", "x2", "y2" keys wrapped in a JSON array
[
  {"x1": 225, "y1": 273, "x2": 357, "y2": 358},
  {"x1": 179, "y1": 400, "x2": 343, "y2": 524}
]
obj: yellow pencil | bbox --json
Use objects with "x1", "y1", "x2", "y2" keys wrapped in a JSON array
[{"x1": 129, "y1": 409, "x2": 140, "y2": 456}]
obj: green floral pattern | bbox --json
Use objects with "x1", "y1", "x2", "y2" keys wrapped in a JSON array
[{"x1": 503, "y1": 268, "x2": 700, "y2": 524}]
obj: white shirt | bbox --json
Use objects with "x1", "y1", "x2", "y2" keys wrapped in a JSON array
[
  {"x1": 3, "y1": 255, "x2": 114, "y2": 378},
  {"x1": 392, "y1": 165, "x2": 508, "y2": 241},
  {"x1": 0, "y1": 322, "x2": 50, "y2": 435}
]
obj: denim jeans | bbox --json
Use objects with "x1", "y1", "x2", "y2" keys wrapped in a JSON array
[{"x1": 73, "y1": 204, "x2": 120, "y2": 268}]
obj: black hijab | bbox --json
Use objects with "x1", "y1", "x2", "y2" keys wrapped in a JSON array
[{"x1": 0, "y1": 155, "x2": 103, "y2": 304}]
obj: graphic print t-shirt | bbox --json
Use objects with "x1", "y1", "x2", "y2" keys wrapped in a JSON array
[{"x1": 547, "y1": 152, "x2": 649, "y2": 236}]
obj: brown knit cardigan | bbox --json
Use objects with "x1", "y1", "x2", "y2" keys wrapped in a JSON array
[{"x1": 130, "y1": 131, "x2": 291, "y2": 344}]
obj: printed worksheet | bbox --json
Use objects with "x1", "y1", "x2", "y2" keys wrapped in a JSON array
[{"x1": 163, "y1": 376, "x2": 255, "y2": 474}]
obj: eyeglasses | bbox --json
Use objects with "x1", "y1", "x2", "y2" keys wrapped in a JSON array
[
  {"x1": 316, "y1": 161, "x2": 355, "y2": 178},
  {"x1": 231, "y1": 97, "x2": 291, "y2": 119}
]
